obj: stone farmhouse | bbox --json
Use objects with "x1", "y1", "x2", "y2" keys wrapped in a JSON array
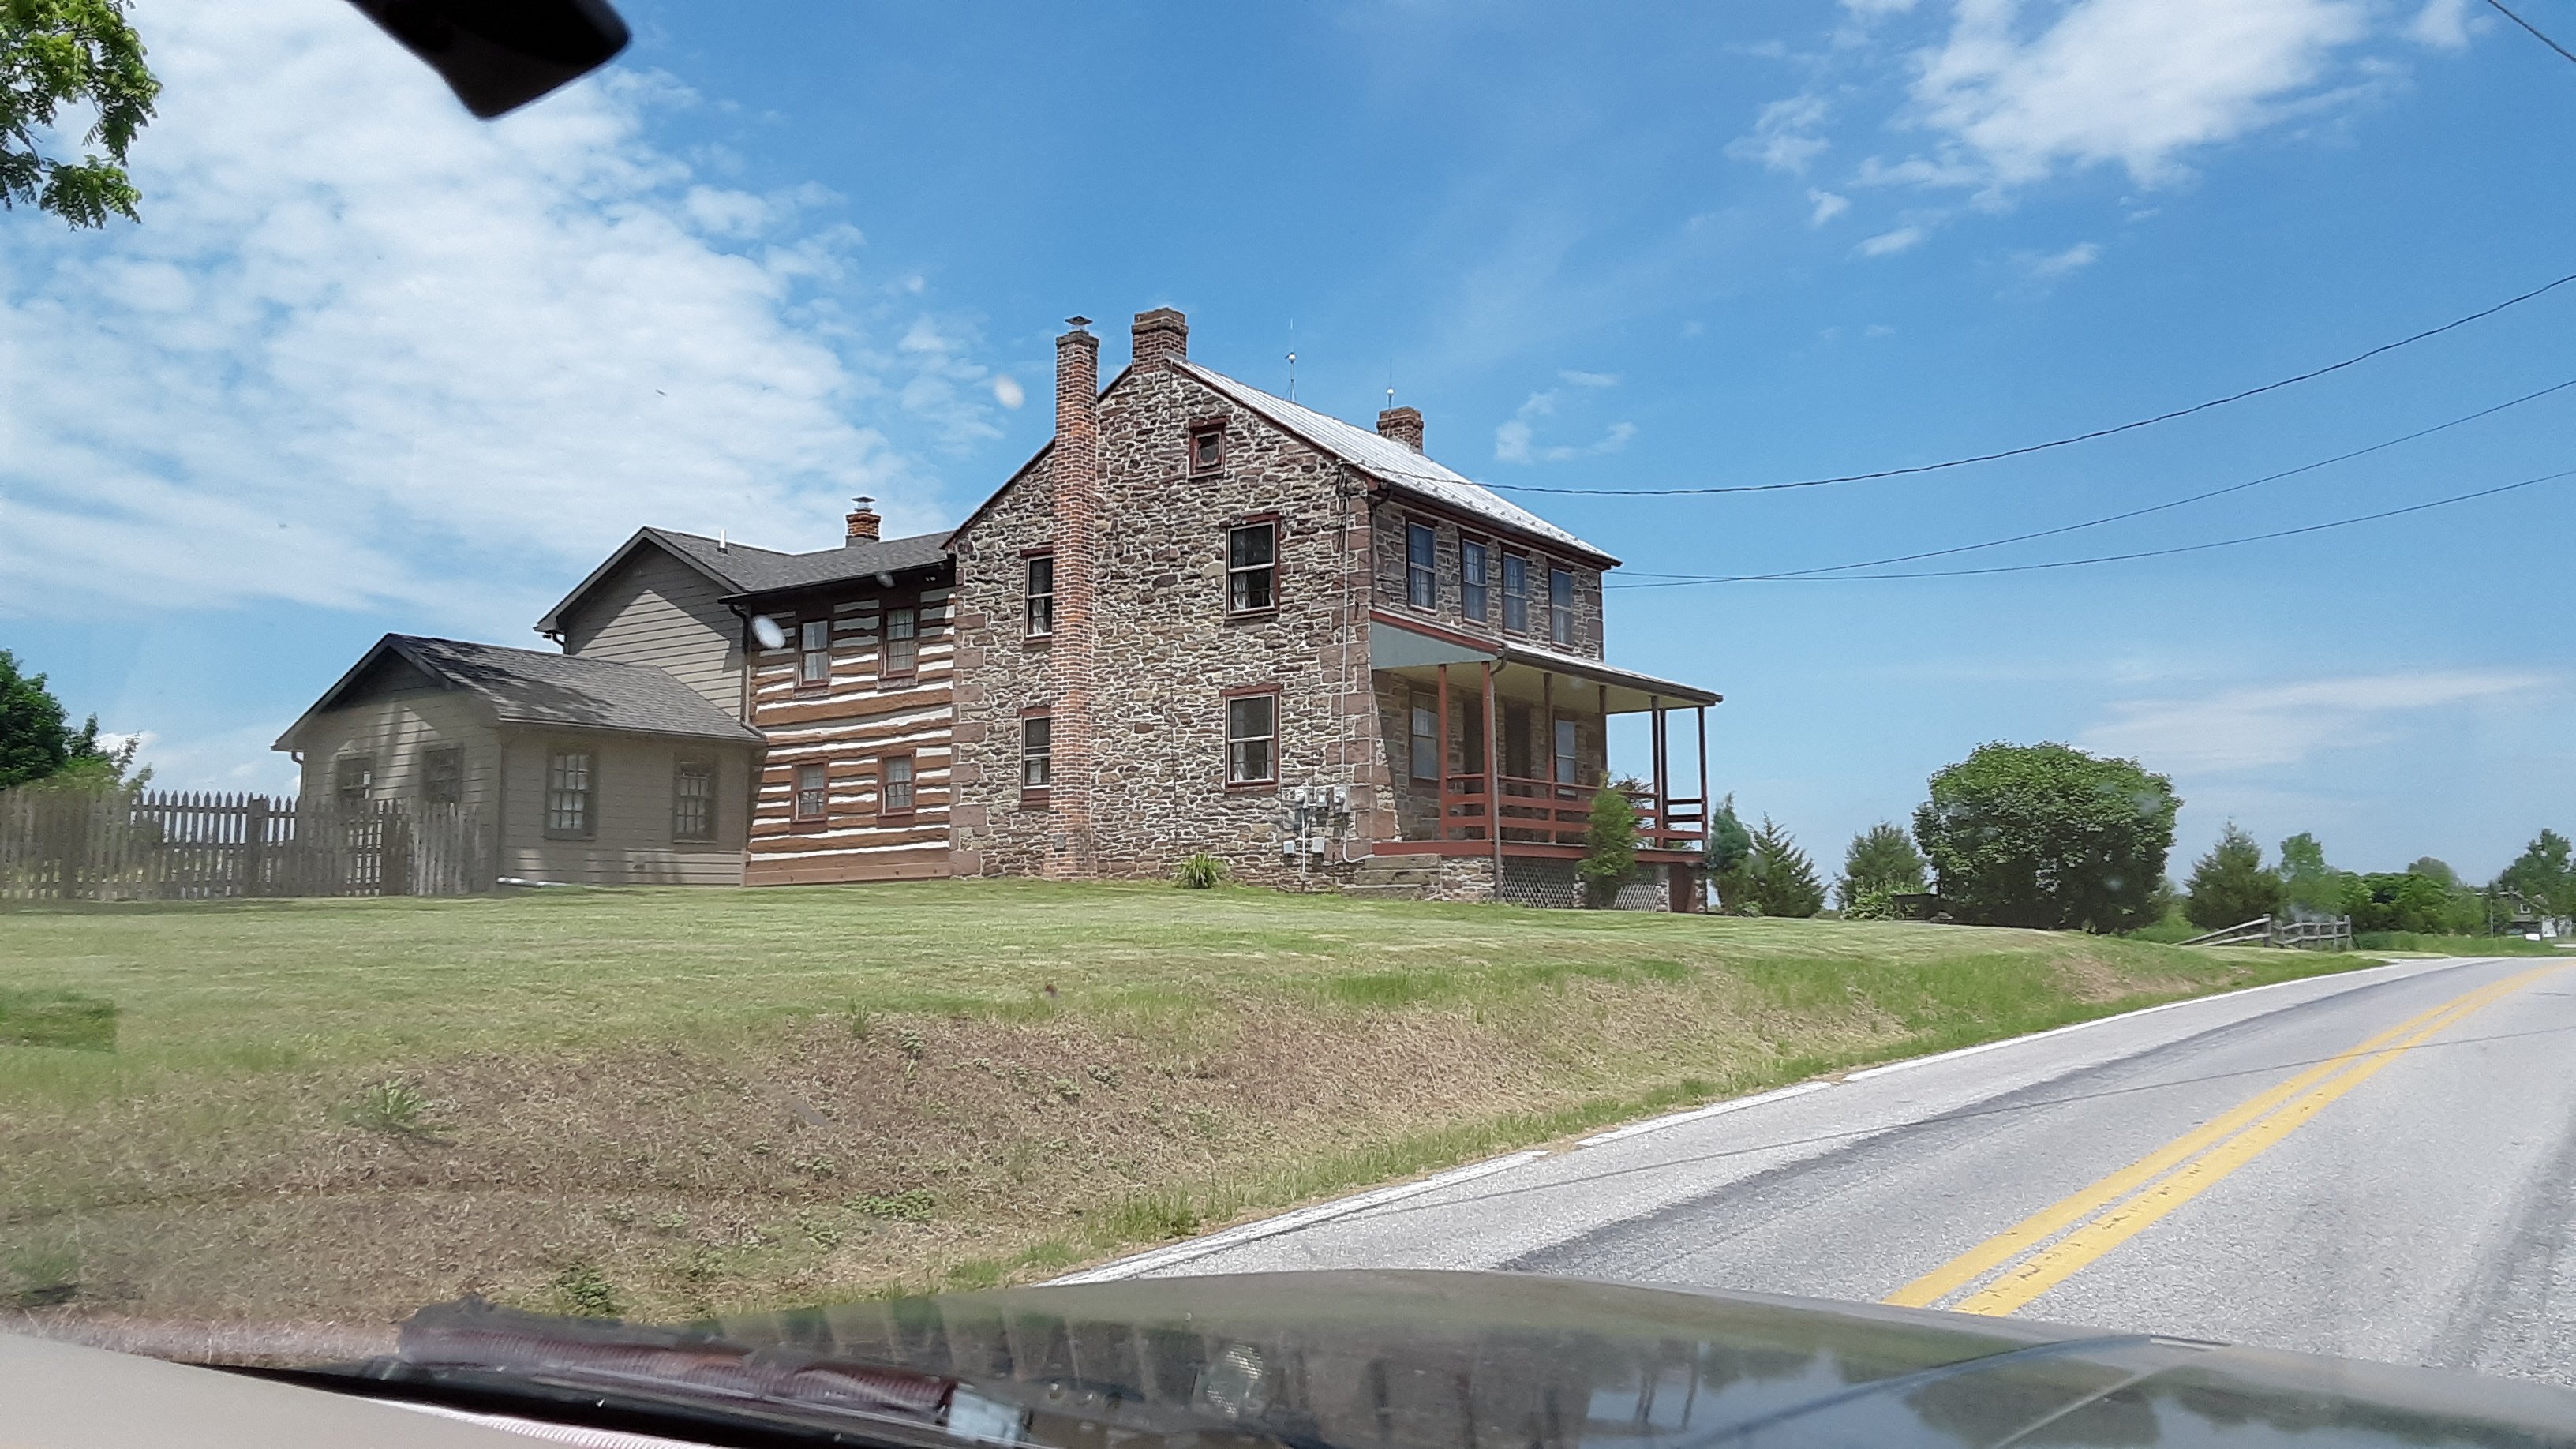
[{"x1": 279, "y1": 309, "x2": 1720, "y2": 906}]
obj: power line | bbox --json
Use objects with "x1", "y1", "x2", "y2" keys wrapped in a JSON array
[
  {"x1": 1615, "y1": 377, "x2": 2576, "y2": 582},
  {"x1": 1486, "y1": 270, "x2": 2576, "y2": 497},
  {"x1": 1608, "y1": 464, "x2": 2576, "y2": 586},
  {"x1": 2486, "y1": 0, "x2": 2576, "y2": 66}
]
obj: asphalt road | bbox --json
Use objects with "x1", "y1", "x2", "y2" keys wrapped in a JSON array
[{"x1": 1073, "y1": 953, "x2": 2576, "y2": 1385}]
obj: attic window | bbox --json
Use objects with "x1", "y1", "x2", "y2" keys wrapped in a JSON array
[{"x1": 1189, "y1": 425, "x2": 1225, "y2": 474}]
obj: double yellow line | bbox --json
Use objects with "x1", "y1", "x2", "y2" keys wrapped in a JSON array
[{"x1": 1885, "y1": 960, "x2": 2570, "y2": 1317}]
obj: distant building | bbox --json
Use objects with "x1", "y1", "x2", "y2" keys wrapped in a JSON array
[{"x1": 283, "y1": 309, "x2": 1723, "y2": 907}]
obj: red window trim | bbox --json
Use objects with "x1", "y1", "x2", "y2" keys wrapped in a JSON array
[
  {"x1": 1019, "y1": 545, "x2": 1056, "y2": 558},
  {"x1": 876, "y1": 750, "x2": 918, "y2": 820},
  {"x1": 1222, "y1": 683, "x2": 1282, "y2": 793},
  {"x1": 1226, "y1": 519, "x2": 1282, "y2": 619},
  {"x1": 789, "y1": 760, "x2": 830, "y2": 827},
  {"x1": 794, "y1": 616, "x2": 834, "y2": 693},
  {"x1": 877, "y1": 595, "x2": 923, "y2": 683},
  {"x1": 1187, "y1": 419, "x2": 1227, "y2": 475}
]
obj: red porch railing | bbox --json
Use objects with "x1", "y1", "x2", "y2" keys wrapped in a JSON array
[{"x1": 1425, "y1": 773, "x2": 1705, "y2": 852}]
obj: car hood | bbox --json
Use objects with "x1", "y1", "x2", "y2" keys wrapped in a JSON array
[{"x1": 392, "y1": 1270, "x2": 2575, "y2": 1449}]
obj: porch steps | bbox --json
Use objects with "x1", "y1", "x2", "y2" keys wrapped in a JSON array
[{"x1": 1340, "y1": 852, "x2": 1443, "y2": 900}]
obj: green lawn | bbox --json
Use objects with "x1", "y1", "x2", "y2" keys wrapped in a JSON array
[{"x1": 0, "y1": 882, "x2": 2369, "y2": 1325}]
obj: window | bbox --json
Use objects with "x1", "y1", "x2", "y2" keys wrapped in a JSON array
[
  {"x1": 1024, "y1": 556, "x2": 1054, "y2": 637},
  {"x1": 1553, "y1": 718, "x2": 1578, "y2": 785},
  {"x1": 333, "y1": 754, "x2": 373, "y2": 807},
  {"x1": 672, "y1": 758, "x2": 714, "y2": 841},
  {"x1": 1549, "y1": 567, "x2": 1577, "y2": 647},
  {"x1": 798, "y1": 619, "x2": 832, "y2": 687},
  {"x1": 1409, "y1": 692, "x2": 1440, "y2": 781},
  {"x1": 1228, "y1": 522, "x2": 1277, "y2": 613},
  {"x1": 1460, "y1": 538, "x2": 1491, "y2": 623},
  {"x1": 1189, "y1": 425, "x2": 1225, "y2": 473},
  {"x1": 1501, "y1": 553, "x2": 1530, "y2": 634},
  {"x1": 546, "y1": 749, "x2": 594, "y2": 837},
  {"x1": 881, "y1": 754, "x2": 916, "y2": 815},
  {"x1": 794, "y1": 762, "x2": 827, "y2": 822},
  {"x1": 1406, "y1": 522, "x2": 1438, "y2": 609},
  {"x1": 1226, "y1": 693, "x2": 1277, "y2": 785},
  {"x1": 882, "y1": 605, "x2": 919, "y2": 679},
  {"x1": 1022, "y1": 715, "x2": 1052, "y2": 792},
  {"x1": 421, "y1": 747, "x2": 462, "y2": 806}
]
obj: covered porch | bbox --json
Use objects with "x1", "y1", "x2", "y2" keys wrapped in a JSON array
[{"x1": 1368, "y1": 617, "x2": 1722, "y2": 903}]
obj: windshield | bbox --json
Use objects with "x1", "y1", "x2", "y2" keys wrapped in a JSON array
[{"x1": 5, "y1": 0, "x2": 2576, "y2": 1436}]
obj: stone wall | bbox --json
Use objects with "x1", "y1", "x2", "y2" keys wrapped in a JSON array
[
  {"x1": 1369, "y1": 504, "x2": 1604, "y2": 661},
  {"x1": 948, "y1": 334, "x2": 1387, "y2": 886}
]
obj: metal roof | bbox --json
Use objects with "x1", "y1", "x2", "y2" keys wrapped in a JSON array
[
  {"x1": 276, "y1": 634, "x2": 763, "y2": 748},
  {"x1": 1174, "y1": 361, "x2": 1616, "y2": 565}
]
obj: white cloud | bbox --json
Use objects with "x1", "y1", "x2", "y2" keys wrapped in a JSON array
[
  {"x1": 1906, "y1": 0, "x2": 2372, "y2": 189},
  {"x1": 2021, "y1": 240, "x2": 2101, "y2": 276},
  {"x1": 1494, "y1": 384, "x2": 1635, "y2": 464},
  {"x1": 1857, "y1": 224, "x2": 1926, "y2": 256},
  {"x1": 992, "y1": 376, "x2": 1027, "y2": 409},
  {"x1": 0, "y1": 0, "x2": 999, "y2": 634},
  {"x1": 1807, "y1": 188, "x2": 1852, "y2": 225},
  {"x1": 2081, "y1": 670, "x2": 2544, "y2": 773},
  {"x1": 1726, "y1": 93, "x2": 1833, "y2": 174},
  {"x1": 1845, "y1": 0, "x2": 1920, "y2": 13},
  {"x1": 2406, "y1": 0, "x2": 2475, "y2": 48}
]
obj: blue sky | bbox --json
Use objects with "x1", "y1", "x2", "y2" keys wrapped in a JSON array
[{"x1": 3, "y1": 0, "x2": 2570, "y2": 882}]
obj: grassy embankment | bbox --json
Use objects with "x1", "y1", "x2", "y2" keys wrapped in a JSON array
[{"x1": 0, "y1": 881, "x2": 2365, "y2": 1326}]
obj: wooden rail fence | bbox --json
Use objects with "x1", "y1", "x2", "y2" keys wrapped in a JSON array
[
  {"x1": 0, "y1": 788, "x2": 491, "y2": 901},
  {"x1": 2178, "y1": 914, "x2": 2354, "y2": 952}
]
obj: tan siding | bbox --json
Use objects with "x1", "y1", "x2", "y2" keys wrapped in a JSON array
[
  {"x1": 558, "y1": 549, "x2": 744, "y2": 713},
  {"x1": 496, "y1": 730, "x2": 754, "y2": 886},
  {"x1": 292, "y1": 688, "x2": 498, "y2": 809}
]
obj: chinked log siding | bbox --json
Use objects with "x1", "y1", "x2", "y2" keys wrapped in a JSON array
[{"x1": 743, "y1": 583, "x2": 958, "y2": 885}]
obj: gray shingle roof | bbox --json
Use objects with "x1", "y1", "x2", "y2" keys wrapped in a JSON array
[
  {"x1": 287, "y1": 635, "x2": 763, "y2": 745},
  {"x1": 1174, "y1": 361, "x2": 1616, "y2": 565},
  {"x1": 646, "y1": 527, "x2": 953, "y2": 600}
]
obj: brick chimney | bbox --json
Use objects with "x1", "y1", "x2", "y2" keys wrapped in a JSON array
[
  {"x1": 1131, "y1": 307, "x2": 1187, "y2": 367},
  {"x1": 1376, "y1": 406, "x2": 1424, "y2": 453},
  {"x1": 1046, "y1": 318, "x2": 1101, "y2": 879},
  {"x1": 844, "y1": 496, "x2": 881, "y2": 542}
]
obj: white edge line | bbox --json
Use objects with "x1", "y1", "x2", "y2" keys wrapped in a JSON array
[
  {"x1": 1046, "y1": 1150, "x2": 1550, "y2": 1285},
  {"x1": 1044, "y1": 952, "x2": 2469, "y2": 1286},
  {"x1": 1577, "y1": 1081, "x2": 1833, "y2": 1147}
]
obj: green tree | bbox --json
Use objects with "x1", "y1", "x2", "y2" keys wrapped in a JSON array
[
  {"x1": 2496, "y1": 829, "x2": 2575, "y2": 923},
  {"x1": 2184, "y1": 823, "x2": 2280, "y2": 928},
  {"x1": 2276, "y1": 833, "x2": 2342, "y2": 916},
  {"x1": 2342, "y1": 871, "x2": 2458, "y2": 934},
  {"x1": 1836, "y1": 821, "x2": 1926, "y2": 914},
  {"x1": 1576, "y1": 787, "x2": 1640, "y2": 908},
  {"x1": 1701, "y1": 793, "x2": 1753, "y2": 914},
  {"x1": 0, "y1": 649, "x2": 135, "y2": 792},
  {"x1": 1912, "y1": 742, "x2": 2179, "y2": 934},
  {"x1": 3, "y1": 0, "x2": 158, "y2": 227},
  {"x1": 1742, "y1": 815, "x2": 1825, "y2": 918},
  {"x1": 2406, "y1": 856, "x2": 2458, "y2": 886}
]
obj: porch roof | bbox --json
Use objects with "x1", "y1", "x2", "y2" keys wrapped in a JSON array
[{"x1": 1368, "y1": 616, "x2": 1721, "y2": 713}]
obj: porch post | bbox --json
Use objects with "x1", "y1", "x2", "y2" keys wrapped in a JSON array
[
  {"x1": 1435, "y1": 662, "x2": 1451, "y2": 841},
  {"x1": 1540, "y1": 672, "x2": 1555, "y2": 841},
  {"x1": 1483, "y1": 661, "x2": 1502, "y2": 885},
  {"x1": 1696, "y1": 705, "x2": 1710, "y2": 837},
  {"x1": 1649, "y1": 696, "x2": 1666, "y2": 852}
]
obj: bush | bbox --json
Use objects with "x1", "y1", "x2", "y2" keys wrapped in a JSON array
[
  {"x1": 1914, "y1": 742, "x2": 2178, "y2": 934},
  {"x1": 1836, "y1": 822, "x2": 1925, "y2": 911},
  {"x1": 1577, "y1": 788, "x2": 1641, "y2": 908},
  {"x1": 1742, "y1": 816, "x2": 1825, "y2": 919},
  {"x1": 1172, "y1": 852, "x2": 1228, "y2": 889},
  {"x1": 1840, "y1": 886, "x2": 1905, "y2": 921},
  {"x1": 2184, "y1": 822, "x2": 2279, "y2": 928}
]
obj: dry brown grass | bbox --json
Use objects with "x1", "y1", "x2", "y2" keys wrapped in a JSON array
[{"x1": 0, "y1": 882, "x2": 2342, "y2": 1326}]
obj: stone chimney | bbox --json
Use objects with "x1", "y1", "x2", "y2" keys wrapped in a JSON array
[
  {"x1": 1131, "y1": 307, "x2": 1187, "y2": 367},
  {"x1": 1045, "y1": 318, "x2": 1101, "y2": 879},
  {"x1": 844, "y1": 496, "x2": 881, "y2": 542},
  {"x1": 1376, "y1": 406, "x2": 1424, "y2": 453}
]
